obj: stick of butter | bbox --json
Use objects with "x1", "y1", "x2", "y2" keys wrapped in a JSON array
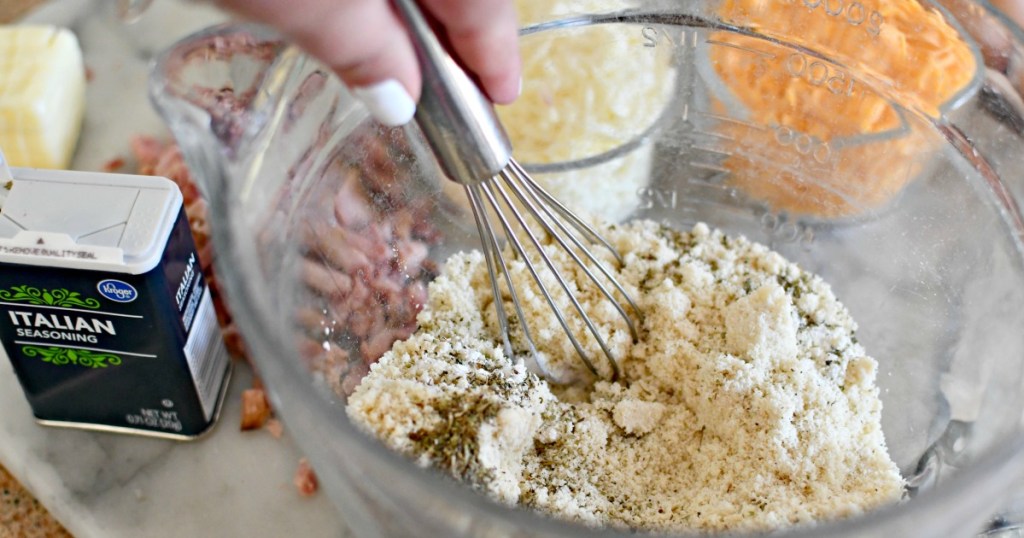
[{"x1": 0, "y1": 25, "x2": 86, "y2": 169}]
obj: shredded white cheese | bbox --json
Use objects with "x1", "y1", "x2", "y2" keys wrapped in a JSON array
[{"x1": 495, "y1": 0, "x2": 675, "y2": 222}]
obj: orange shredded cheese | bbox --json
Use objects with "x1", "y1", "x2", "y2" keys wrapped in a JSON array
[{"x1": 711, "y1": 0, "x2": 978, "y2": 216}]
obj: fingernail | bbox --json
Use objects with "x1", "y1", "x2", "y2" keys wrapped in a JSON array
[
  {"x1": 516, "y1": 76, "x2": 523, "y2": 98},
  {"x1": 352, "y1": 80, "x2": 416, "y2": 127}
]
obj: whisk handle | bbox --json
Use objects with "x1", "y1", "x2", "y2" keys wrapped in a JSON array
[{"x1": 392, "y1": 0, "x2": 513, "y2": 184}]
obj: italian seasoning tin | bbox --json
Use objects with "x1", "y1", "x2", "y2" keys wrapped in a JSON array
[{"x1": 0, "y1": 167, "x2": 231, "y2": 440}]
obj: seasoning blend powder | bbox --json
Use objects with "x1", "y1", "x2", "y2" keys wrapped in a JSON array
[{"x1": 346, "y1": 220, "x2": 904, "y2": 533}]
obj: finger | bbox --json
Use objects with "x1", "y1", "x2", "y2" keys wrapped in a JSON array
[
  {"x1": 214, "y1": 0, "x2": 419, "y2": 126},
  {"x1": 420, "y1": 0, "x2": 522, "y2": 104}
]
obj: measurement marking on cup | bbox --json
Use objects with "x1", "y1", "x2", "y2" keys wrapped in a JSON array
[
  {"x1": 784, "y1": 0, "x2": 884, "y2": 37},
  {"x1": 760, "y1": 212, "x2": 816, "y2": 247},
  {"x1": 692, "y1": 144, "x2": 734, "y2": 157},
  {"x1": 693, "y1": 129, "x2": 736, "y2": 141},
  {"x1": 697, "y1": 111, "x2": 767, "y2": 131},
  {"x1": 785, "y1": 53, "x2": 857, "y2": 96},
  {"x1": 705, "y1": 39, "x2": 776, "y2": 59},
  {"x1": 642, "y1": 26, "x2": 696, "y2": 49},
  {"x1": 686, "y1": 176, "x2": 732, "y2": 187},
  {"x1": 689, "y1": 161, "x2": 730, "y2": 173},
  {"x1": 770, "y1": 124, "x2": 833, "y2": 165},
  {"x1": 637, "y1": 187, "x2": 678, "y2": 209},
  {"x1": 638, "y1": 186, "x2": 734, "y2": 210}
]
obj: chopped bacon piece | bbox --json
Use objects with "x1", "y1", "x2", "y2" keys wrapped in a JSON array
[
  {"x1": 240, "y1": 388, "x2": 271, "y2": 430},
  {"x1": 102, "y1": 157, "x2": 125, "y2": 172},
  {"x1": 293, "y1": 458, "x2": 319, "y2": 496},
  {"x1": 265, "y1": 418, "x2": 284, "y2": 439}
]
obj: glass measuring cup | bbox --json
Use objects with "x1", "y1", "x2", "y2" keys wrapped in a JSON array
[{"x1": 149, "y1": 0, "x2": 1024, "y2": 535}]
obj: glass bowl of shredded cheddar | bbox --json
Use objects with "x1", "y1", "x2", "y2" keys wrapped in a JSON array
[
  {"x1": 150, "y1": 0, "x2": 1024, "y2": 536},
  {"x1": 704, "y1": 0, "x2": 985, "y2": 217}
]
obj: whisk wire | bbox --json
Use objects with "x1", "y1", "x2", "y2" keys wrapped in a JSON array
[
  {"x1": 478, "y1": 181, "x2": 606, "y2": 378},
  {"x1": 510, "y1": 161, "x2": 625, "y2": 265},
  {"x1": 505, "y1": 168, "x2": 642, "y2": 342},
  {"x1": 466, "y1": 185, "x2": 514, "y2": 358},
  {"x1": 487, "y1": 175, "x2": 622, "y2": 380},
  {"x1": 466, "y1": 184, "x2": 547, "y2": 374}
]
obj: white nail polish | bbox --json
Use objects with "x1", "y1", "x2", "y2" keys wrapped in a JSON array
[{"x1": 352, "y1": 80, "x2": 416, "y2": 127}]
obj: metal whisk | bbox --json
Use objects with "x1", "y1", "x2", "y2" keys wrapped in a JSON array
[{"x1": 392, "y1": 0, "x2": 641, "y2": 381}]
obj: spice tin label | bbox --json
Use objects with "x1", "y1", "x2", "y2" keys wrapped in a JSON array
[{"x1": 0, "y1": 208, "x2": 231, "y2": 439}]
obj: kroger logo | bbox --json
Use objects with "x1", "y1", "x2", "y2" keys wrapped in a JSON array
[{"x1": 97, "y1": 280, "x2": 138, "y2": 303}]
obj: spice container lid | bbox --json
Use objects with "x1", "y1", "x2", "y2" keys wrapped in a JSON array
[{"x1": 0, "y1": 167, "x2": 183, "y2": 274}]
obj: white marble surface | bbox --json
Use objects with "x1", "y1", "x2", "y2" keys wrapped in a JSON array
[
  {"x1": 1, "y1": 1, "x2": 349, "y2": 536},
  {"x1": 0, "y1": 357, "x2": 348, "y2": 537}
]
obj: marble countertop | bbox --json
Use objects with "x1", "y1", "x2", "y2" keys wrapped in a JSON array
[{"x1": 0, "y1": 355, "x2": 349, "y2": 537}]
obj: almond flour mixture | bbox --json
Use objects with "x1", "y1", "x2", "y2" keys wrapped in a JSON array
[{"x1": 346, "y1": 220, "x2": 904, "y2": 533}]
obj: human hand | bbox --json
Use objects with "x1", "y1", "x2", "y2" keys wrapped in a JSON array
[{"x1": 214, "y1": 0, "x2": 521, "y2": 126}]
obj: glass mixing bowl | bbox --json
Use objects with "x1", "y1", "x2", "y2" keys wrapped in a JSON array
[{"x1": 149, "y1": 1, "x2": 1024, "y2": 536}]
